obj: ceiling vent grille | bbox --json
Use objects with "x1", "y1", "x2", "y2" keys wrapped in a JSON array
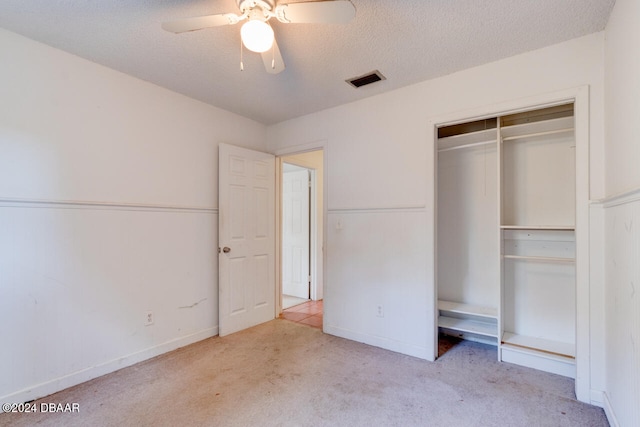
[{"x1": 346, "y1": 70, "x2": 386, "y2": 88}]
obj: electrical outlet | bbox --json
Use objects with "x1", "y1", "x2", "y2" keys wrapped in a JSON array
[
  {"x1": 376, "y1": 304, "x2": 384, "y2": 318},
  {"x1": 145, "y1": 311, "x2": 154, "y2": 326}
]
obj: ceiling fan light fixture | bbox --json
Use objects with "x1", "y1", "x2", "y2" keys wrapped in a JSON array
[
  {"x1": 241, "y1": 19, "x2": 274, "y2": 53},
  {"x1": 163, "y1": 0, "x2": 357, "y2": 74}
]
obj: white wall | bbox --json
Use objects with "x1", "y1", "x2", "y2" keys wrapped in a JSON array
[
  {"x1": 0, "y1": 28, "x2": 266, "y2": 403},
  {"x1": 437, "y1": 144, "x2": 498, "y2": 309},
  {"x1": 267, "y1": 32, "x2": 605, "y2": 395},
  {"x1": 604, "y1": 0, "x2": 640, "y2": 197},
  {"x1": 602, "y1": 0, "x2": 640, "y2": 425}
]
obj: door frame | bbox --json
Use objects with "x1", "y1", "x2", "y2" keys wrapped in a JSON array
[{"x1": 274, "y1": 141, "x2": 327, "y2": 316}]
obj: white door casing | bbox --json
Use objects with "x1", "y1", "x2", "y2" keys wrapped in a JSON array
[
  {"x1": 218, "y1": 143, "x2": 275, "y2": 336},
  {"x1": 282, "y1": 168, "x2": 310, "y2": 299}
]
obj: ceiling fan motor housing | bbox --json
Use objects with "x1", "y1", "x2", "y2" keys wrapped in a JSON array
[
  {"x1": 247, "y1": 8, "x2": 269, "y2": 22},
  {"x1": 237, "y1": 0, "x2": 275, "y2": 14}
]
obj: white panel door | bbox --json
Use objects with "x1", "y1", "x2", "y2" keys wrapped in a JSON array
[
  {"x1": 282, "y1": 169, "x2": 310, "y2": 299},
  {"x1": 218, "y1": 143, "x2": 275, "y2": 336}
]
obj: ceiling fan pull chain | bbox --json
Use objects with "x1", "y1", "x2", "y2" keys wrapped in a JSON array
[
  {"x1": 271, "y1": 43, "x2": 275, "y2": 70},
  {"x1": 240, "y1": 38, "x2": 244, "y2": 71}
]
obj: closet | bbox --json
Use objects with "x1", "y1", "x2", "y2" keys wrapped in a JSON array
[{"x1": 436, "y1": 104, "x2": 576, "y2": 378}]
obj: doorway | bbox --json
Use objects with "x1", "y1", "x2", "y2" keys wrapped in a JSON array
[{"x1": 278, "y1": 150, "x2": 324, "y2": 318}]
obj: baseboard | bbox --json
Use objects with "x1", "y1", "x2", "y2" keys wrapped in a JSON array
[
  {"x1": 589, "y1": 389, "x2": 604, "y2": 407},
  {"x1": 601, "y1": 391, "x2": 620, "y2": 427},
  {"x1": 500, "y1": 345, "x2": 575, "y2": 379},
  {"x1": 323, "y1": 324, "x2": 429, "y2": 360},
  {"x1": 1, "y1": 326, "x2": 218, "y2": 405}
]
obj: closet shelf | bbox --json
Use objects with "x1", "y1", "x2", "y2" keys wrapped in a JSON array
[
  {"x1": 502, "y1": 127, "x2": 573, "y2": 143},
  {"x1": 438, "y1": 301, "x2": 498, "y2": 339},
  {"x1": 438, "y1": 316, "x2": 498, "y2": 338},
  {"x1": 437, "y1": 128, "x2": 496, "y2": 152},
  {"x1": 502, "y1": 254, "x2": 574, "y2": 263},
  {"x1": 438, "y1": 300, "x2": 497, "y2": 319},
  {"x1": 501, "y1": 332, "x2": 575, "y2": 359},
  {"x1": 438, "y1": 140, "x2": 493, "y2": 153},
  {"x1": 500, "y1": 225, "x2": 574, "y2": 231},
  {"x1": 500, "y1": 116, "x2": 574, "y2": 139}
]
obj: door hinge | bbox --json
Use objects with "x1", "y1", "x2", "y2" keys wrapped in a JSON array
[{"x1": 308, "y1": 275, "x2": 312, "y2": 283}]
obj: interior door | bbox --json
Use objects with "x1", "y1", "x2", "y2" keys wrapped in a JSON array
[
  {"x1": 218, "y1": 143, "x2": 275, "y2": 336},
  {"x1": 282, "y1": 167, "x2": 310, "y2": 299}
]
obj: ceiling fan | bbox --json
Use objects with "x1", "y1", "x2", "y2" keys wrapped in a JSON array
[{"x1": 162, "y1": 0, "x2": 356, "y2": 74}]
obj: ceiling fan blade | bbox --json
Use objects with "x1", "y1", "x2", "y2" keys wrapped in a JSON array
[
  {"x1": 161, "y1": 13, "x2": 240, "y2": 34},
  {"x1": 261, "y1": 35, "x2": 285, "y2": 74},
  {"x1": 275, "y1": 0, "x2": 355, "y2": 24}
]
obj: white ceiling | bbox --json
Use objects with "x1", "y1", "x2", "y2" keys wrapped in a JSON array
[{"x1": 0, "y1": 0, "x2": 615, "y2": 125}]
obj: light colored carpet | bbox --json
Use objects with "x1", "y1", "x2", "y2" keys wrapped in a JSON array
[{"x1": 1, "y1": 319, "x2": 608, "y2": 427}]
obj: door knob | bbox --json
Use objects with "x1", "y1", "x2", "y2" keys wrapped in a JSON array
[{"x1": 222, "y1": 247, "x2": 231, "y2": 253}]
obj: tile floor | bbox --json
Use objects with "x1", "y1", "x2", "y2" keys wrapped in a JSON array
[
  {"x1": 280, "y1": 299, "x2": 323, "y2": 329},
  {"x1": 282, "y1": 295, "x2": 309, "y2": 310}
]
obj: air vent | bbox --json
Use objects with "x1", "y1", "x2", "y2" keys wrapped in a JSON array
[{"x1": 346, "y1": 70, "x2": 386, "y2": 88}]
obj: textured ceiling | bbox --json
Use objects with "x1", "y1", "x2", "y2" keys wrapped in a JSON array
[{"x1": 0, "y1": 0, "x2": 615, "y2": 124}]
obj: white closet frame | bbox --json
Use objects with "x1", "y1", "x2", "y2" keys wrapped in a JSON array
[{"x1": 429, "y1": 86, "x2": 590, "y2": 403}]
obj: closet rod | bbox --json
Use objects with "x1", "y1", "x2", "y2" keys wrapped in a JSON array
[
  {"x1": 437, "y1": 140, "x2": 495, "y2": 153},
  {"x1": 500, "y1": 225, "x2": 575, "y2": 230},
  {"x1": 502, "y1": 127, "x2": 573, "y2": 142},
  {"x1": 503, "y1": 254, "x2": 575, "y2": 263}
]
